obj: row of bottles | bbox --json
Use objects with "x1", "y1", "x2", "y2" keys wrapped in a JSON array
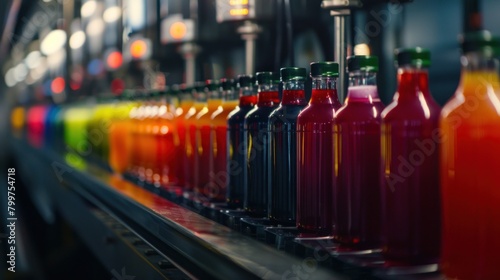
[{"x1": 14, "y1": 30, "x2": 500, "y2": 279}]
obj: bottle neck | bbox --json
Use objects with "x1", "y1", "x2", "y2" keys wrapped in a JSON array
[
  {"x1": 257, "y1": 84, "x2": 280, "y2": 107},
  {"x1": 349, "y1": 71, "x2": 377, "y2": 86},
  {"x1": 311, "y1": 76, "x2": 338, "y2": 104},
  {"x1": 282, "y1": 79, "x2": 307, "y2": 106},
  {"x1": 238, "y1": 86, "x2": 256, "y2": 107},
  {"x1": 460, "y1": 52, "x2": 500, "y2": 97},
  {"x1": 346, "y1": 71, "x2": 380, "y2": 102},
  {"x1": 396, "y1": 66, "x2": 430, "y2": 100},
  {"x1": 224, "y1": 88, "x2": 237, "y2": 101},
  {"x1": 195, "y1": 89, "x2": 207, "y2": 103}
]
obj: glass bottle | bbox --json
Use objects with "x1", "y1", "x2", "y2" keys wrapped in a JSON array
[
  {"x1": 245, "y1": 72, "x2": 280, "y2": 216},
  {"x1": 441, "y1": 31, "x2": 500, "y2": 279},
  {"x1": 334, "y1": 56, "x2": 384, "y2": 249},
  {"x1": 380, "y1": 48, "x2": 441, "y2": 265},
  {"x1": 269, "y1": 67, "x2": 308, "y2": 225},
  {"x1": 227, "y1": 75, "x2": 257, "y2": 209},
  {"x1": 209, "y1": 79, "x2": 238, "y2": 202},
  {"x1": 296, "y1": 62, "x2": 338, "y2": 235}
]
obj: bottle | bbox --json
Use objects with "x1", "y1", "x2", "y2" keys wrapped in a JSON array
[
  {"x1": 296, "y1": 62, "x2": 338, "y2": 235},
  {"x1": 184, "y1": 83, "x2": 207, "y2": 194},
  {"x1": 227, "y1": 75, "x2": 257, "y2": 209},
  {"x1": 194, "y1": 80, "x2": 222, "y2": 201},
  {"x1": 172, "y1": 85, "x2": 192, "y2": 187},
  {"x1": 109, "y1": 91, "x2": 135, "y2": 174},
  {"x1": 209, "y1": 78, "x2": 238, "y2": 202},
  {"x1": 269, "y1": 67, "x2": 308, "y2": 225},
  {"x1": 142, "y1": 90, "x2": 161, "y2": 183},
  {"x1": 441, "y1": 31, "x2": 500, "y2": 279},
  {"x1": 334, "y1": 56, "x2": 384, "y2": 249},
  {"x1": 154, "y1": 88, "x2": 177, "y2": 188},
  {"x1": 245, "y1": 72, "x2": 280, "y2": 216},
  {"x1": 380, "y1": 47, "x2": 441, "y2": 265}
]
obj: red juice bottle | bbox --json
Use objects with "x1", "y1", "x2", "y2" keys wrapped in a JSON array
[
  {"x1": 441, "y1": 31, "x2": 500, "y2": 279},
  {"x1": 194, "y1": 80, "x2": 222, "y2": 200},
  {"x1": 296, "y1": 63, "x2": 339, "y2": 235},
  {"x1": 269, "y1": 67, "x2": 308, "y2": 225},
  {"x1": 184, "y1": 83, "x2": 206, "y2": 193},
  {"x1": 172, "y1": 85, "x2": 193, "y2": 187},
  {"x1": 227, "y1": 75, "x2": 257, "y2": 209},
  {"x1": 380, "y1": 48, "x2": 441, "y2": 266},
  {"x1": 334, "y1": 56, "x2": 384, "y2": 250},
  {"x1": 209, "y1": 79, "x2": 238, "y2": 202},
  {"x1": 245, "y1": 72, "x2": 280, "y2": 216}
]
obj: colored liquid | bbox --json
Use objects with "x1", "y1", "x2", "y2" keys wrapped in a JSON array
[
  {"x1": 184, "y1": 102, "x2": 205, "y2": 192},
  {"x1": 195, "y1": 99, "x2": 223, "y2": 199},
  {"x1": 296, "y1": 88, "x2": 339, "y2": 234},
  {"x1": 10, "y1": 106, "x2": 25, "y2": 137},
  {"x1": 109, "y1": 101, "x2": 135, "y2": 174},
  {"x1": 227, "y1": 96, "x2": 257, "y2": 208},
  {"x1": 210, "y1": 100, "x2": 239, "y2": 202},
  {"x1": 64, "y1": 105, "x2": 93, "y2": 155},
  {"x1": 441, "y1": 71, "x2": 500, "y2": 279},
  {"x1": 380, "y1": 70, "x2": 441, "y2": 265},
  {"x1": 153, "y1": 105, "x2": 177, "y2": 187},
  {"x1": 27, "y1": 105, "x2": 49, "y2": 148},
  {"x1": 87, "y1": 103, "x2": 114, "y2": 161},
  {"x1": 269, "y1": 89, "x2": 307, "y2": 224},
  {"x1": 334, "y1": 85, "x2": 385, "y2": 249},
  {"x1": 175, "y1": 100, "x2": 194, "y2": 187},
  {"x1": 245, "y1": 91, "x2": 280, "y2": 216}
]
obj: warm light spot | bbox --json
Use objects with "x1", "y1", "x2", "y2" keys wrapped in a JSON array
[
  {"x1": 230, "y1": 0, "x2": 248, "y2": 4},
  {"x1": 106, "y1": 51, "x2": 123, "y2": 69},
  {"x1": 130, "y1": 40, "x2": 147, "y2": 59},
  {"x1": 229, "y1": 8, "x2": 249, "y2": 16},
  {"x1": 354, "y1": 43, "x2": 370, "y2": 55},
  {"x1": 51, "y1": 77, "x2": 65, "y2": 94},
  {"x1": 170, "y1": 21, "x2": 187, "y2": 40}
]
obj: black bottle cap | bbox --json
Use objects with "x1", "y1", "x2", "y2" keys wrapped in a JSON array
[
  {"x1": 220, "y1": 78, "x2": 234, "y2": 90},
  {"x1": 237, "y1": 75, "x2": 253, "y2": 87},
  {"x1": 205, "y1": 79, "x2": 219, "y2": 91}
]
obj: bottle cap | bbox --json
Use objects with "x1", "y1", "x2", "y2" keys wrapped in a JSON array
[
  {"x1": 256, "y1": 72, "x2": 280, "y2": 84},
  {"x1": 194, "y1": 81, "x2": 205, "y2": 92},
  {"x1": 219, "y1": 78, "x2": 234, "y2": 90},
  {"x1": 459, "y1": 30, "x2": 500, "y2": 55},
  {"x1": 310, "y1": 62, "x2": 339, "y2": 77},
  {"x1": 347, "y1": 56, "x2": 378, "y2": 72},
  {"x1": 280, "y1": 67, "x2": 307, "y2": 81},
  {"x1": 395, "y1": 47, "x2": 431, "y2": 68},
  {"x1": 205, "y1": 79, "x2": 219, "y2": 91},
  {"x1": 237, "y1": 75, "x2": 253, "y2": 87}
]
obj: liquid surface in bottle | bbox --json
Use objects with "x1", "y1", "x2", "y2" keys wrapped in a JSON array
[
  {"x1": 245, "y1": 91, "x2": 280, "y2": 216},
  {"x1": 296, "y1": 88, "x2": 338, "y2": 234},
  {"x1": 381, "y1": 70, "x2": 441, "y2": 265},
  {"x1": 441, "y1": 70, "x2": 500, "y2": 279},
  {"x1": 334, "y1": 85, "x2": 384, "y2": 249}
]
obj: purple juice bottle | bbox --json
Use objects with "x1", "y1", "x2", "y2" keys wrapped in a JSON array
[
  {"x1": 296, "y1": 62, "x2": 340, "y2": 236},
  {"x1": 245, "y1": 72, "x2": 280, "y2": 216},
  {"x1": 381, "y1": 48, "x2": 441, "y2": 266},
  {"x1": 268, "y1": 67, "x2": 308, "y2": 225},
  {"x1": 334, "y1": 56, "x2": 384, "y2": 250}
]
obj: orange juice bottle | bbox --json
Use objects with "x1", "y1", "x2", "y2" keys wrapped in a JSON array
[
  {"x1": 441, "y1": 31, "x2": 500, "y2": 280},
  {"x1": 143, "y1": 90, "x2": 162, "y2": 184},
  {"x1": 109, "y1": 91, "x2": 136, "y2": 174},
  {"x1": 209, "y1": 78, "x2": 238, "y2": 202},
  {"x1": 184, "y1": 83, "x2": 207, "y2": 194},
  {"x1": 10, "y1": 106, "x2": 25, "y2": 138},
  {"x1": 194, "y1": 80, "x2": 223, "y2": 201},
  {"x1": 129, "y1": 90, "x2": 147, "y2": 178},
  {"x1": 173, "y1": 85, "x2": 194, "y2": 187}
]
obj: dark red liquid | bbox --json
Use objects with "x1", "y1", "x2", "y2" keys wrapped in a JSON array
[
  {"x1": 381, "y1": 70, "x2": 441, "y2": 265},
  {"x1": 296, "y1": 88, "x2": 338, "y2": 235},
  {"x1": 176, "y1": 121, "x2": 187, "y2": 187},
  {"x1": 227, "y1": 96, "x2": 257, "y2": 208},
  {"x1": 334, "y1": 85, "x2": 385, "y2": 249},
  {"x1": 185, "y1": 124, "x2": 197, "y2": 191},
  {"x1": 154, "y1": 128, "x2": 178, "y2": 187},
  {"x1": 209, "y1": 125, "x2": 229, "y2": 202},
  {"x1": 269, "y1": 89, "x2": 307, "y2": 225},
  {"x1": 245, "y1": 91, "x2": 279, "y2": 216}
]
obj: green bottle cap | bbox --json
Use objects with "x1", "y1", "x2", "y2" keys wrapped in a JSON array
[
  {"x1": 395, "y1": 47, "x2": 431, "y2": 68},
  {"x1": 194, "y1": 81, "x2": 205, "y2": 92},
  {"x1": 280, "y1": 67, "x2": 307, "y2": 81},
  {"x1": 459, "y1": 30, "x2": 500, "y2": 55},
  {"x1": 347, "y1": 56, "x2": 379, "y2": 72},
  {"x1": 256, "y1": 72, "x2": 280, "y2": 84},
  {"x1": 237, "y1": 75, "x2": 253, "y2": 87},
  {"x1": 205, "y1": 79, "x2": 219, "y2": 91},
  {"x1": 220, "y1": 78, "x2": 234, "y2": 90},
  {"x1": 310, "y1": 62, "x2": 339, "y2": 77}
]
